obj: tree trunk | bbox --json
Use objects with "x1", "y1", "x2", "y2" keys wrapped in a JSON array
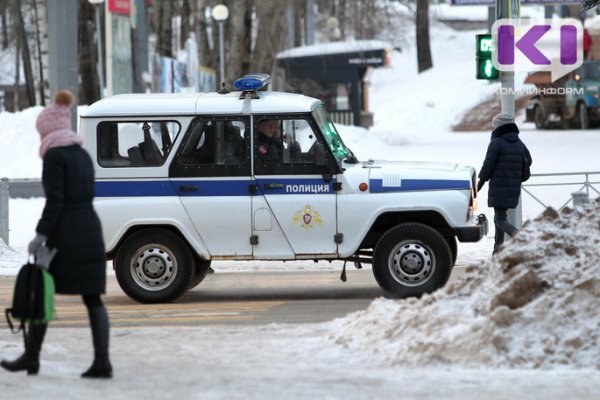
[
  {"x1": 416, "y1": 0, "x2": 432, "y2": 73},
  {"x1": 13, "y1": 0, "x2": 36, "y2": 107},
  {"x1": 181, "y1": 0, "x2": 191, "y2": 49},
  {"x1": 225, "y1": 0, "x2": 252, "y2": 83},
  {"x1": 79, "y1": 1, "x2": 100, "y2": 104},
  {"x1": 157, "y1": 1, "x2": 173, "y2": 57},
  {"x1": 32, "y1": 0, "x2": 47, "y2": 105},
  {"x1": 193, "y1": 0, "x2": 215, "y2": 70},
  {"x1": 1, "y1": 2, "x2": 8, "y2": 50},
  {"x1": 251, "y1": 0, "x2": 288, "y2": 75}
]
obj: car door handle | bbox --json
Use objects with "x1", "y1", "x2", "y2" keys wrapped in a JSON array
[
  {"x1": 264, "y1": 183, "x2": 284, "y2": 189},
  {"x1": 179, "y1": 185, "x2": 199, "y2": 192}
]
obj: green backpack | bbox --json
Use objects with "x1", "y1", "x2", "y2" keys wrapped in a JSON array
[{"x1": 5, "y1": 262, "x2": 55, "y2": 333}]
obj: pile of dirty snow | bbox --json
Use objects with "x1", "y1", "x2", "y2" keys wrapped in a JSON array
[{"x1": 330, "y1": 200, "x2": 600, "y2": 369}]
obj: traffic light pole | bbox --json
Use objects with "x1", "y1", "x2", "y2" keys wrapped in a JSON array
[
  {"x1": 496, "y1": 0, "x2": 523, "y2": 230},
  {"x1": 496, "y1": 0, "x2": 517, "y2": 117}
]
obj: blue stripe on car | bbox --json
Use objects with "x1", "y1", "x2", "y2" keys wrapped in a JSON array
[
  {"x1": 369, "y1": 179, "x2": 470, "y2": 193},
  {"x1": 95, "y1": 178, "x2": 336, "y2": 197}
]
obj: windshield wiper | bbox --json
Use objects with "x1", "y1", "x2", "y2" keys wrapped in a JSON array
[{"x1": 343, "y1": 148, "x2": 359, "y2": 164}]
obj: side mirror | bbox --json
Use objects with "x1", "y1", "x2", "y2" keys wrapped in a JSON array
[{"x1": 314, "y1": 143, "x2": 327, "y2": 167}]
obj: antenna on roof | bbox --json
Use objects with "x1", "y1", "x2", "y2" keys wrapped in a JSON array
[{"x1": 218, "y1": 81, "x2": 230, "y2": 95}]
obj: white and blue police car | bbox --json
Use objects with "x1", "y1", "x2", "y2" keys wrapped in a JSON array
[{"x1": 80, "y1": 73, "x2": 487, "y2": 303}]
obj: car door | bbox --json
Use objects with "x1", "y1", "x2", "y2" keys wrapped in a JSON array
[
  {"x1": 252, "y1": 114, "x2": 338, "y2": 258},
  {"x1": 169, "y1": 116, "x2": 253, "y2": 257}
]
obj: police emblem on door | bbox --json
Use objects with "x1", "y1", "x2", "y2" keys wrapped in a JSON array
[{"x1": 292, "y1": 205, "x2": 323, "y2": 231}]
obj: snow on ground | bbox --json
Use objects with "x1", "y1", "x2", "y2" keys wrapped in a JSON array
[
  {"x1": 2, "y1": 12, "x2": 600, "y2": 399},
  {"x1": 332, "y1": 201, "x2": 600, "y2": 369}
]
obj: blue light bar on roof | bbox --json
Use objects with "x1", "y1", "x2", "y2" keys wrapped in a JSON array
[{"x1": 233, "y1": 73, "x2": 271, "y2": 91}]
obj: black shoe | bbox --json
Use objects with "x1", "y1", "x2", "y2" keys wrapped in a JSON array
[
  {"x1": 1, "y1": 354, "x2": 40, "y2": 375},
  {"x1": 81, "y1": 358, "x2": 113, "y2": 379}
]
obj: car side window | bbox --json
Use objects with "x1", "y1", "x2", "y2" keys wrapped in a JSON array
[
  {"x1": 170, "y1": 117, "x2": 249, "y2": 177},
  {"x1": 254, "y1": 115, "x2": 326, "y2": 175},
  {"x1": 97, "y1": 120, "x2": 180, "y2": 167}
]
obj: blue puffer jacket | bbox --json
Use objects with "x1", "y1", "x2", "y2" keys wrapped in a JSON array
[{"x1": 478, "y1": 123, "x2": 532, "y2": 209}]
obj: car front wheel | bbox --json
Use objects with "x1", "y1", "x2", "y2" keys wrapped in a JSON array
[
  {"x1": 372, "y1": 223, "x2": 453, "y2": 298},
  {"x1": 115, "y1": 228, "x2": 195, "y2": 303}
]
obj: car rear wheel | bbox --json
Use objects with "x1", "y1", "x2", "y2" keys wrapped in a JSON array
[
  {"x1": 115, "y1": 228, "x2": 195, "y2": 303},
  {"x1": 372, "y1": 223, "x2": 453, "y2": 298}
]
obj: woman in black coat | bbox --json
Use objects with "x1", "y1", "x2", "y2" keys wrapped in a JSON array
[
  {"x1": 477, "y1": 112, "x2": 532, "y2": 254},
  {"x1": 1, "y1": 90, "x2": 112, "y2": 378}
]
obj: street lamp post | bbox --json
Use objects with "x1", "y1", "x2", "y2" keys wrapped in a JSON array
[
  {"x1": 87, "y1": 0, "x2": 105, "y2": 98},
  {"x1": 211, "y1": 4, "x2": 229, "y2": 89}
]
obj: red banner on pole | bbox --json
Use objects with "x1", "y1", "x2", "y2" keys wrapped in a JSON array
[{"x1": 108, "y1": 0, "x2": 131, "y2": 15}]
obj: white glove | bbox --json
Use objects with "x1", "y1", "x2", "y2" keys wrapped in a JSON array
[
  {"x1": 28, "y1": 233, "x2": 47, "y2": 256},
  {"x1": 36, "y1": 246, "x2": 57, "y2": 269}
]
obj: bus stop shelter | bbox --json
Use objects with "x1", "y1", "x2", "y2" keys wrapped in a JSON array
[{"x1": 273, "y1": 40, "x2": 391, "y2": 128}]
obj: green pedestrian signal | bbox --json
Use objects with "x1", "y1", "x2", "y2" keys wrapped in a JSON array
[{"x1": 476, "y1": 34, "x2": 499, "y2": 80}]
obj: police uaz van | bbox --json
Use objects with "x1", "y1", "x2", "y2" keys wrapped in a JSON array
[{"x1": 80, "y1": 73, "x2": 487, "y2": 303}]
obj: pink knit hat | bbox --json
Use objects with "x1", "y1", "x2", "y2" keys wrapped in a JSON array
[
  {"x1": 36, "y1": 90, "x2": 73, "y2": 138},
  {"x1": 36, "y1": 90, "x2": 83, "y2": 158}
]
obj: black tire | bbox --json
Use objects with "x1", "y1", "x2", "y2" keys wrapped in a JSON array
[
  {"x1": 533, "y1": 106, "x2": 546, "y2": 129},
  {"x1": 187, "y1": 258, "x2": 211, "y2": 290},
  {"x1": 578, "y1": 104, "x2": 589, "y2": 129},
  {"x1": 446, "y1": 235, "x2": 458, "y2": 267},
  {"x1": 372, "y1": 223, "x2": 453, "y2": 298},
  {"x1": 115, "y1": 228, "x2": 195, "y2": 303}
]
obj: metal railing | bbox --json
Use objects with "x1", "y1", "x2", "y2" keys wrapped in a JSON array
[
  {"x1": 330, "y1": 110, "x2": 354, "y2": 126},
  {"x1": 2, "y1": 172, "x2": 599, "y2": 246},
  {"x1": 0, "y1": 178, "x2": 44, "y2": 246},
  {"x1": 521, "y1": 171, "x2": 600, "y2": 212}
]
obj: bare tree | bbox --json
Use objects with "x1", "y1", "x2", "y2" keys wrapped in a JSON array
[
  {"x1": 1, "y1": 1, "x2": 8, "y2": 50},
  {"x1": 13, "y1": 0, "x2": 35, "y2": 107},
  {"x1": 250, "y1": 1, "x2": 289, "y2": 75},
  {"x1": 79, "y1": 1, "x2": 100, "y2": 104},
  {"x1": 155, "y1": 0, "x2": 174, "y2": 57},
  {"x1": 224, "y1": 0, "x2": 252, "y2": 84},
  {"x1": 416, "y1": 0, "x2": 432, "y2": 73},
  {"x1": 180, "y1": 0, "x2": 192, "y2": 50},
  {"x1": 32, "y1": 0, "x2": 48, "y2": 105}
]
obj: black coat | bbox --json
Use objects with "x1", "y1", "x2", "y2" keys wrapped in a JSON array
[
  {"x1": 478, "y1": 123, "x2": 532, "y2": 209},
  {"x1": 36, "y1": 145, "x2": 106, "y2": 295}
]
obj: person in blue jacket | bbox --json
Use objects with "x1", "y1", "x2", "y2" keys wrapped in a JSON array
[{"x1": 477, "y1": 112, "x2": 532, "y2": 254}]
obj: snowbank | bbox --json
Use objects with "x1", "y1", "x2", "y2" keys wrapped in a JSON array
[{"x1": 331, "y1": 200, "x2": 600, "y2": 369}]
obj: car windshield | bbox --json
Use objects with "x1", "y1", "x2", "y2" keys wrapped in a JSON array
[
  {"x1": 580, "y1": 63, "x2": 600, "y2": 80},
  {"x1": 312, "y1": 104, "x2": 358, "y2": 164}
]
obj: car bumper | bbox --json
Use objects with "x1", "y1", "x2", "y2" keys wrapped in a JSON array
[{"x1": 454, "y1": 214, "x2": 488, "y2": 242}]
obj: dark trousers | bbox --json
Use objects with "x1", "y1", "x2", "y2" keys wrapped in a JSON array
[{"x1": 494, "y1": 207, "x2": 517, "y2": 252}]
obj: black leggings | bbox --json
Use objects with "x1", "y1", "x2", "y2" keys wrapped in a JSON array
[
  {"x1": 494, "y1": 207, "x2": 518, "y2": 247},
  {"x1": 82, "y1": 294, "x2": 104, "y2": 309}
]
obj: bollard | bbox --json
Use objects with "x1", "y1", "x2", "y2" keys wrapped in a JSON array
[
  {"x1": 572, "y1": 191, "x2": 589, "y2": 207},
  {"x1": 0, "y1": 177, "x2": 9, "y2": 245}
]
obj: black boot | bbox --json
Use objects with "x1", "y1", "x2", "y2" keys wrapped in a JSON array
[
  {"x1": 1, "y1": 323, "x2": 47, "y2": 375},
  {"x1": 81, "y1": 306, "x2": 112, "y2": 379}
]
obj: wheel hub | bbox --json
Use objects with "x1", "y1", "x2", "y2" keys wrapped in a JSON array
[
  {"x1": 389, "y1": 242, "x2": 434, "y2": 286},
  {"x1": 131, "y1": 246, "x2": 177, "y2": 291},
  {"x1": 143, "y1": 256, "x2": 166, "y2": 278}
]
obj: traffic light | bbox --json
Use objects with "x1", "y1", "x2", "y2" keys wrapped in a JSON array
[{"x1": 476, "y1": 34, "x2": 499, "y2": 80}]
